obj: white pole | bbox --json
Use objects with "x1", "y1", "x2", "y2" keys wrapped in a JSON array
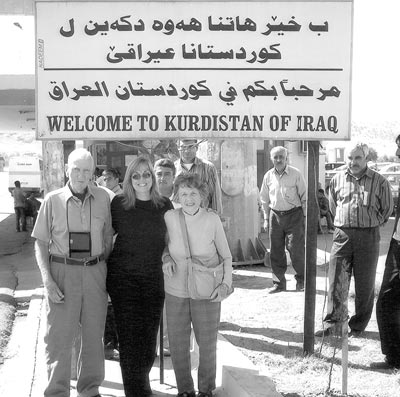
[{"x1": 342, "y1": 319, "x2": 348, "y2": 394}]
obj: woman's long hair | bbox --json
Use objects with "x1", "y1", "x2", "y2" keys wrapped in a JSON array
[{"x1": 122, "y1": 156, "x2": 164, "y2": 210}]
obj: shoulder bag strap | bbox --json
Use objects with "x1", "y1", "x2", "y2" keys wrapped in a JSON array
[{"x1": 179, "y1": 209, "x2": 192, "y2": 260}]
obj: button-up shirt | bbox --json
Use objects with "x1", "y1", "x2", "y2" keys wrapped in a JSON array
[
  {"x1": 32, "y1": 184, "x2": 113, "y2": 258},
  {"x1": 329, "y1": 167, "x2": 393, "y2": 228},
  {"x1": 260, "y1": 165, "x2": 307, "y2": 219}
]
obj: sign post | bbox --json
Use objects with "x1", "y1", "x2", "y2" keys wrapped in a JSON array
[{"x1": 303, "y1": 140, "x2": 319, "y2": 354}]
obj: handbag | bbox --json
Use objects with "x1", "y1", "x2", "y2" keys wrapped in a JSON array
[{"x1": 179, "y1": 209, "x2": 232, "y2": 301}]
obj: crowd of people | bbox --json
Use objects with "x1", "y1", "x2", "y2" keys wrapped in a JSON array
[{"x1": 26, "y1": 136, "x2": 400, "y2": 397}]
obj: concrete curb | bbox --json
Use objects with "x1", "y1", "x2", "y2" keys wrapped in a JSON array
[
  {"x1": 23, "y1": 288, "x2": 45, "y2": 397},
  {"x1": 21, "y1": 287, "x2": 281, "y2": 397}
]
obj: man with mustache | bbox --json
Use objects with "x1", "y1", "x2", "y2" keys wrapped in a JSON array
[{"x1": 316, "y1": 143, "x2": 393, "y2": 338}]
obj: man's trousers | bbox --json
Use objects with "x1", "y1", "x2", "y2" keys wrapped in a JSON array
[
  {"x1": 45, "y1": 261, "x2": 108, "y2": 397},
  {"x1": 325, "y1": 227, "x2": 380, "y2": 332},
  {"x1": 376, "y1": 238, "x2": 400, "y2": 366},
  {"x1": 269, "y1": 207, "x2": 305, "y2": 288}
]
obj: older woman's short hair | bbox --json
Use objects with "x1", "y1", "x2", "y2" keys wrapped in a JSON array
[{"x1": 173, "y1": 173, "x2": 209, "y2": 202}]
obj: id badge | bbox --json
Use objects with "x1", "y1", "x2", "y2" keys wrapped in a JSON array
[{"x1": 69, "y1": 232, "x2": 91, "y2": 258}]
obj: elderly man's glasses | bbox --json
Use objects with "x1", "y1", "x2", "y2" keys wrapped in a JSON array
[{"x1": 131, "y1": 171, "x2": 152, "y2": 180}]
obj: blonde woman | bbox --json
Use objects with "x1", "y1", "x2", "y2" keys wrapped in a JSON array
[{"x1": 107, "y1": 156, "x2": 173, "y2": 396}]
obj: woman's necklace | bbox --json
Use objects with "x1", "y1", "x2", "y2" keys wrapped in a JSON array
[{"x1": 183, "y1": 208, "x2": 200, "y2": 216}]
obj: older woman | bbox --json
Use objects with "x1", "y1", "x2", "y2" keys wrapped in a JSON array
[
  {"x1": 107, "y1": 156, "x2": 173, "y2": 397},
  {"x1": 162, "y1": 174, "x2": 233, "y2": 397}
]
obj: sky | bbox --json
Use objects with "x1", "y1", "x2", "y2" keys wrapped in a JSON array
[
  {"x1": 0, "y1": 1, "x2": 399, "y2": 125},
  {"x1": 351, "y1": 1, "x2": 400, "y2": 123}
]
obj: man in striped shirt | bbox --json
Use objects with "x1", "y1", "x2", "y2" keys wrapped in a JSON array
[{"x1": 316, "y1": 143, "x2": 393, "y2": 337}]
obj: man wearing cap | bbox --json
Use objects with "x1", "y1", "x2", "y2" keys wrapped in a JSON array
[
  {"x1": 33, "y1": 148, "x2": 113, "y2": 397},
  {"x1": 260, "y1": 145, "x2": 307, "y2": 293},
  {"x1": 175, "y1": 139, "x2": 223, "y2": 214},
  {"x1": 102, "y1": 168, "x2": 123, "y2": 195}
]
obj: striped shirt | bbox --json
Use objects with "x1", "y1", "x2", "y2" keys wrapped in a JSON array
[
  {"x1": 260, "y1": 165, "x2": 307, "y2": 218},
  {"x1": 329, "y1": 167, "x2": 393, "y2": 228}
]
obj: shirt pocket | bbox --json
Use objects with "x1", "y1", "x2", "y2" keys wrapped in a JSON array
[
  {"x1": 92, "y1": 213, "x2": 106, "y2": 233},
  {"x1": 282, "y1": 185, "x2": 298, "y2": 204}
]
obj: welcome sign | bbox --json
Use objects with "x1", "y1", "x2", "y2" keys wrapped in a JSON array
[{"x1": 35, "y1": 0, "x2": 353, "y2": 140}]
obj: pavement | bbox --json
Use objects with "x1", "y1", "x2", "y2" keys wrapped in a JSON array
[{"x1": 0, "y1": 213, "x2": 282, "y2": 397}]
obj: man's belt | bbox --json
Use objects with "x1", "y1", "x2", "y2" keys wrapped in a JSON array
[
  {"x1": 50, "y1": 254, "x2": 104, "y2": 266},
  {"x1": 271, "y1": 207, "x2": 302, "y2": 216}
]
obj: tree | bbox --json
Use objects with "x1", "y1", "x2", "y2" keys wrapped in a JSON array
[{"x1": 368, "y1": 147, "x2": 378, "y2": 162}]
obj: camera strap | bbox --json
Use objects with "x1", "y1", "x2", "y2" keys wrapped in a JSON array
[{"x1": 67, "y1": 195, "x2": 92, "y2": 257}]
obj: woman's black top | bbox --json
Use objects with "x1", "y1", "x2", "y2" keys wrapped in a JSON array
[{"x1": 108, "y1": 195, "x2": 173, "y2": 269}]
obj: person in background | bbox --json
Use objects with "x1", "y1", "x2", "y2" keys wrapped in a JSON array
[
  {"x1": 154, "y1": 158, "x2": 175, "y2": 200},
  {"x1": 107, "y1": 156, "x2": 173, "y2": 396},
  {"x1": 89, "y1": 173, "x2": 119, "y2": 361},
  {"x1": 260, "y1": 146, "x2": 307, "y2": 293},
  {"x1": 371, "y1": 137, "x2": 400, "y2": 369},
  {"x1": 12, "y1": 180, "x2": 27, "y2": 232},
  {"x1": 162, "y1": 173, "x2": 232, "y2": 397},
  {"x1": 154, "y1": 157, "x2": 180, "y2": 358},
  {"x1": 32, "y1": 148, "x2": 113, "y2": 397},
  {"x1": 102, "y1": 168, "x2": 123, "y2": 195},
  {"x1": 316, "y1": 142, "x2": 393, "y2": 338},
  {"x1": 175, "y1": 139, "x2": 223, "y2": 215},
  {"x1": 317, "y1": 188, "x2": 334, "y2": 233}
]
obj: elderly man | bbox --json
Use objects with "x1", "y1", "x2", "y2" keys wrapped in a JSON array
[
  {"x1": 316, "y1": 143, "x2": 393, "y2": 338},
  {"x1": 175, "y1": 139, "x2": 223, "y2": 214},
  {"x1": 32, "y1": 148, "x2": 113, "y2": 397},
  {"x1": 102, "y1": 168, "x2": 123, "y2": 195},
  {"x1": 260, "y1": 146, "x2": 307, "y2": 293}
]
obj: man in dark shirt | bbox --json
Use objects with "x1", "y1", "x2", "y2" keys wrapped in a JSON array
[
  {"x1": 371, "y1": 136, "x2": 400, "y2": 369},
  {"x1": 25, "y1": 193, "x2": 42, "y2": 227},
  {"x1": 12, "y1": 180, "x2": 27, "y2": 232},
  {"x1": 317, "y1": 188, "x2": 334, "y2": 233}
]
